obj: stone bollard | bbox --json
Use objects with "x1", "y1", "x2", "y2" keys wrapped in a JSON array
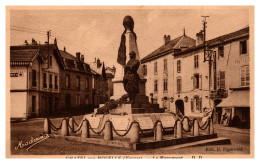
[
  {"x1": 193, "y1": 119, "x2": 199, "y2": 136},
  {"x1": 155, "y1": 121, "x2": 163, "y2": 141},
  {"x1": 61, "y1": 119, "x2": 69, "y2": 136},
  {"x1": 206, "y1": 118, "x2": 210, "y2": 134},
  {"x1": 182, "y1": 117, "x2": 189, "y2": 132},
  {"x1": 173, "y1": 121, "x2": 177, "y2": 138},
  {"x1": 190, "y1": 122, "x2": 194, "y2": 136},
  {"x1": 176, "y1": 120, "x2": 182, "y2": 138},
  {"x1": 129, "y1": 122, "x2": 140, "y2": 143},
  {"x1": 210, "y1": 118, "x2": 214, "y2": 134},
  {"x1": 43, "y1": 118, "x2": 51, "y2": 134},
  {"x1": 81, "y1": 120, "x2": 90, "y2": 138},
  {"x1": 68, "y1": 117, "x2": 74, "y2": 134},
  {"x1": 104, "y1": 121, "x2": 113, "y2": 140}
]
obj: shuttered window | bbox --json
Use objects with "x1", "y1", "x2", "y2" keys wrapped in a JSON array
[
  {"x1": 154, "y1": 62, "x2": 158, "y2": 74},
  {"x1": 177, "y1": 77, "x2": 182, "y2": 93},
  {"x1": 241, "y1": 66, "x2": 249, "y2": 87},
  {"x1": 194, "y1": 55, "x2": 199, "y2": 68},
  {"x1": 177, "y1": 60, "x2": 181, "y2": 73},
  {"x1": 32, "y1": 69, "x2": 37, "y2": 87},
  {"x1": 154, "y1": 80, "x2": 158, "y2": 92},
  {"x1": 192, "y1": 96, "x2": 202, "y2": 113},
  {"x1": 190, "y1": 98, "x2": 194, "y2": 112},
  {"x1": 163, "y1": 79, "x2": 168, "y2": 91},
  {"x1": 163, "y1": 59, "x2": 167, "y2": 71}
]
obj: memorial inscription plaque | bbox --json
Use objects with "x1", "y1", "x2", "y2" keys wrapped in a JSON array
[
  {"x1": 110, "y1": 116, "x2": 130, "y2": 131},
  {"x1": 160, "y1": 116, "x2": 176, "y2": 128},
  {"x1": 135, "y1": 117, "x2": 154, "y2": 130}
]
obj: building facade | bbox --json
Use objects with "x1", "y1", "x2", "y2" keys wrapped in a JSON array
[
  {"x1": 59, "y1": 49, "x2": 93, "y2": 114},
  {"x1": 90, "y1": 58, "x2": 110, "y2": 107},
  {"x1": 10, "y1": 39, "x2": 65, "y2": 120},
  {"x1": 172, "y1": 27, "x2": 250, "y2": 126},
  {"x1": 141, "y1": 32, "x2": 196, "y2": 112}
]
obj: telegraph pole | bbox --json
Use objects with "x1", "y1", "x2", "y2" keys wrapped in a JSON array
[
  {"x1": 201, "y1": 16, "x2": 215, "y2": 113},
  {"x1": 47, "y1": 30, "x2": 51, "y2": 45}
]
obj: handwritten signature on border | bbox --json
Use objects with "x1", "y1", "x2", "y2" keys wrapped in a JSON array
[{"x1": 15, "y1": 134, "x2": 49, "y2": 151}]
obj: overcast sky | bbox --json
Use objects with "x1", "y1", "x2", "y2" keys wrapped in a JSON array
[{"x1": 9, "y1": 7, "x2": 250, "y2": 68}]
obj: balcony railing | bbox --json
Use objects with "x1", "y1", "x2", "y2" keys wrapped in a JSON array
[{"x1": 210, "y1": 89, "x2": 228, "y2": 99}]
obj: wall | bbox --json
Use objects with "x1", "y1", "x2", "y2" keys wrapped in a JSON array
[
  {"x1": 212, "y1": 39, "x2": 249, "y2": 92},
  {"x1": 173, "y1": 50, "x2": 212, "y2": 117},
  {"x1": 144, "y1": 53, "x2": 174, "y2": 111},
  {"x1": 10, "y1": 66, "x2": 27, "y2": 90},
  {"x1": 11, "y1": 92, "x2": 27, "y2": 119},
  {"x1": 59, "y1": 69, "x2": 92, "y2": 110}
]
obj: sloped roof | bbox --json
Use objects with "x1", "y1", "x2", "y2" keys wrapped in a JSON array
[
  {"x1": 59, "y1": 50, "x2": 77, "y2": 60},
  {"x1": 141, "y1": 35, "x2": 196, "y2": 63},
  {"x1": 10, "y1": 49, "x2": 39, "y2": 62},
  {"x1": 11, "y1": 44, "x2": 56, "y2": 59},
  {"x1": 60, "y1": 50, "x2": 91, "y2": 73},
  {"x1": 174, "y1": 26, "x2": 249, "y2": 57}
]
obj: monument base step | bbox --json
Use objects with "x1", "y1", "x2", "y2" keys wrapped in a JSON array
[{"x1": 49, "y1": 133, "x2": 231, "y2": 150}]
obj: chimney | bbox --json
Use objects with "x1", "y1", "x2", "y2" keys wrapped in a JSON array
[
  {"x1": 31, "y1": 38, "x2": 38, "y2": 45},
  {"x1": 80, "y1": 55, "x2": 84, "y2": 62},
  {"x1": 196, "y1": 30, "x2": 204, "y2": 45},
  {"x1": 164, "y1": 35, "x2": 171, "y2": 45},
  {"x1": 97, "y1": 58, "x2": 101, "y2": 68},
  {"x1": 24, "y1": 40, "x2": 29, "y2": 45},
  {"x1": 76, "y1": 52, "x2": 81, "y2": 61},
  {"x1": 64, "y1": 47, "x2": 66, "y2": 52}
]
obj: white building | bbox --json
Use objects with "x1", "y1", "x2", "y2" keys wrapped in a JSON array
[
  {"x1": 141, "y1": 32, "x2": 196, "y2": 112},
  {"x1": 10, "y1": 39, "x2": 64, "y2": 120},
  {"x1": 172, "y1": 27, "x2": 250, "y2": 125}
]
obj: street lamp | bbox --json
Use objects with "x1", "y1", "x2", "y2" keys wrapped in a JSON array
[{"x1": 184, "y1": 96, "x2": 188, "y2": 102}]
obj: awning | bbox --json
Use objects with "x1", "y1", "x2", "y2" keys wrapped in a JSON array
[{"x1": 216, "y1": 90, "x2": 249, "y2": 107}]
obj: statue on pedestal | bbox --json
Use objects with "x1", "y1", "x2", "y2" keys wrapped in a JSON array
[{"x1": 123, "y1": 51, "x2": 140, "y2": 103}]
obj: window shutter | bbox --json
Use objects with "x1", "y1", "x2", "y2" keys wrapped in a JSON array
[
  {"x1": 68, "y1": 75, "x2": 70, "y2": 88},
  {"x1": 180, "y1": 78, "x2": 182, "y2": 93},
  {"x1": 194, "y1": 56, "x2": 196, "y2": 68},
  {"x1": 217, "y1": 71, "x2": 220, "y2": 89},
  {"x1": 192, "y1": 76, "x2": 195, "y2": 90},
  {"x1": 190, "y1": 98, "x2": 194, "y2": 112},
  {"x1": 199, "y1": 97, "x2": 202, "y2": 113},
  {"x1": 180, "y1": 60, "x2": 181, "y2": 72},
  {"x1": 199, "y1": 74, "x2": 202, "y2": 90}
]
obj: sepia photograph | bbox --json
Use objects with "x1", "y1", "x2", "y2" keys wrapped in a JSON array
[{"x1": 5, "y1": 5, "x2": 254, "y2": 159}]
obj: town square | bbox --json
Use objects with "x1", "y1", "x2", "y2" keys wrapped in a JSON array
[{"x1": 6, "y1": 6, "x2": 253, "y2": 158}]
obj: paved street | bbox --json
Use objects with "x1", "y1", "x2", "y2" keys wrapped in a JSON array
[{"x1": 9, "y1": 115, "x2": 250, "y2": 156}]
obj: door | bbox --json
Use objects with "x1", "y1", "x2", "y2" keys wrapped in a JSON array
[
  {"x1": 175, "y1": 100, "x2": 184, "y2": 115},
  {"x1": 32, "y1": 96, "x2": 36, "y2": 113}
]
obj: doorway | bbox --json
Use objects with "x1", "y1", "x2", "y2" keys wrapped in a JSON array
[
  {"x1": 175, "y1": 100, "x2": 184, "y2": 115},
  {"x1": 49, "y1": 97, "x2": 53, "y2": 115},
  {"x1": 214, "y1": 99, "x2": 222, "y2": 124}
]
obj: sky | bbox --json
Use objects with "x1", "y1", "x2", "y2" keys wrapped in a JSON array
[{"x1": 9, "y1": 7, "x2": 250, "y2": 68}]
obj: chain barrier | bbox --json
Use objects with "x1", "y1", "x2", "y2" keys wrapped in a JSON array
[
  {"x1": 72, "y1": 117, "x2": 79, "y2": 127},
  {"x1": 180, "y1": 117, "x2": 189, "y2": 132},
  {"x1": 111, "y1": 121, "x2": 136, "y2": 137},
  {"x1": 68, "y1": 120, "x2": 84, "y2": 133},
  {"x1": 46, "y1": 115, "x2": 211, "y2": 138},
  {"x1": 88, "y1": 119, "x2": 107, "y2": 135},
  {"x1": 49, "y1": 118, "x2": 64, "y2": 131},
  {"x1": 198, "y1": 118, "x2": 210, "y2": 130}
]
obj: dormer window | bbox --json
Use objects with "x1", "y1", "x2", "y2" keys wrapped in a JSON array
[{"x1": 49, "y1": 56, "x2": 52, "y2": 67}]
